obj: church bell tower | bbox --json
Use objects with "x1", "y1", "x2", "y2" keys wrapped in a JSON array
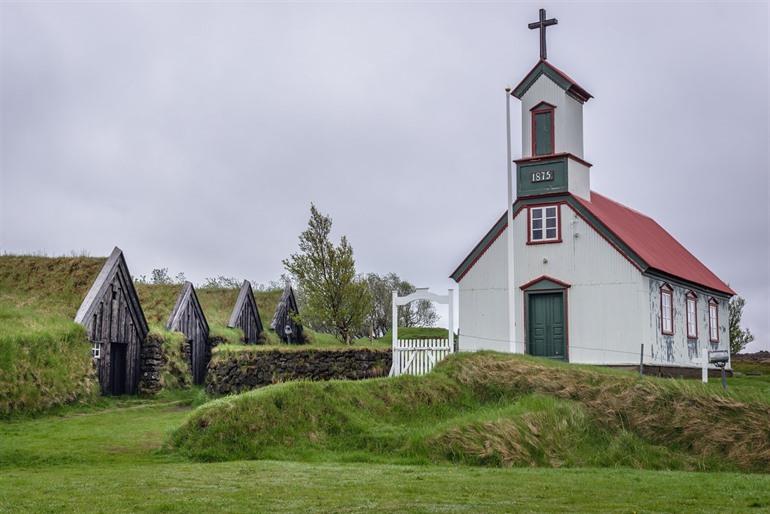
[{"x1": 510, "y1": 9, "x2": 593, "y2": 200}]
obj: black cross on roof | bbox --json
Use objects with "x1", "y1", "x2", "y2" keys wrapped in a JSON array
[{"x1": 528, "y1": 8, "x2": 558, "y2": 61}]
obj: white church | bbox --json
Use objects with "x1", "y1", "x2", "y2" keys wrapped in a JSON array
[{"x1": 450, "y1": 10, "x2": 734, "y2": 375}]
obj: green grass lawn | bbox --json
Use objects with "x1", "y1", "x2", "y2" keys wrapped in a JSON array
[{"x1": 1, "y1": 390, "x2": 769, "y2": 513}]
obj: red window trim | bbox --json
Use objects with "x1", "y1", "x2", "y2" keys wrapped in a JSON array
[
  {"x1": 685, "y1": 291, "x2": 698, "y2": 339},
  {"x1": 531, "y1": 104, "x2": 555, "y2": 157},
  {"x1": 708, "y1": 298, "x2": 720, "y2": 343},
  {"x1": 660, "y1": 283, "x2": 674, "y2": 336},
  {"x1": 519, "y1": 274, "x2": 572, "y2": 290},
  {"x1": 526, "y1": 204, "x2": 562, "y2": 245}
]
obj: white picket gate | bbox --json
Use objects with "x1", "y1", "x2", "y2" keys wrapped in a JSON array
[
  {"x1": 390, "y1": 338, "x2": 453, "y2": 376},
  {"x1": 388, "y1": 288, "x2": 456, "y2": 377}
]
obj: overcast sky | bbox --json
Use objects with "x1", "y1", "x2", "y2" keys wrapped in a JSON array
[{"x1": 1, "y1": 2, "x2": 768, "y2": 351}]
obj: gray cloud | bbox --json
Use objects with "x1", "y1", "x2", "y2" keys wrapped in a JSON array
[{"x1": 1, "y1": 2, "x2": 767, "y2": 350}]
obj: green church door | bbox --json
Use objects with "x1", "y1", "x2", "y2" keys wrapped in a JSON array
[{"x1": 528, "y1": 292, "x2": 566, "y2": 360}]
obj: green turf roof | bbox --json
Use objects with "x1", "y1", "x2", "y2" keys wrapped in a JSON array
[{"x1": 0, "y1": 255, "x2": 108, "y2": 319}]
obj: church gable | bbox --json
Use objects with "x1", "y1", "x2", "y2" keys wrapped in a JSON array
[
  {"x1": 512, "y1": 60, "x2": 592, "y2": 103},
  {"x1": 228, "y1": 280, "x2": 263, "y2": 344},
  {"x1": 451, "y1": 192, "x2": 732, "y2": 298}
]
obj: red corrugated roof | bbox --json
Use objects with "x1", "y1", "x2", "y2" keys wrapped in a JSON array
[{"x1": 574, "y1": 192, "x2": 734, "y2": 295}]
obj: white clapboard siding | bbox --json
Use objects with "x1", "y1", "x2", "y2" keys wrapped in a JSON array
[{"x1": 390, "y1": 338, "x2": 452, "y2": 377}]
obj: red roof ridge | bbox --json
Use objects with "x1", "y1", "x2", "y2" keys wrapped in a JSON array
[
  {"x1": 585, "y1": 191, "x2": 654, "y2": 221},
  {"x1": 575, "y1": 191, "x2": 734, "y2": 296}
]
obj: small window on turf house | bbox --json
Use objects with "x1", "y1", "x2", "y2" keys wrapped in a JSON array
[
  {"x1": 660, "y1": 284, "x2": 673, "y2": 335},
  {"x1": 529, "y1": 206, "x2": 559, "y2": 243}
]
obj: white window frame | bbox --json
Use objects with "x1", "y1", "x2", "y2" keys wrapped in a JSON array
[
  {"x1": 529, "y1": 205, "x2": 560, "y2": 243},
  {"x1": 686, "y1": 293, "x2": 697, "y2": 339},
  {"x1": 709, "y1": 300, "x2": 719, "y2": 343},
  {"x1": 660, "y1": 285, "x2": 673, "y2": 335},
  {"x1": 91, "y1": 341, "x2": 101, "y2": 360}
]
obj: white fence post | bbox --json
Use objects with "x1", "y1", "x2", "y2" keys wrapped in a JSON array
[{"x1": 390, "y1": 291, "x2": 399, "y2": 377}]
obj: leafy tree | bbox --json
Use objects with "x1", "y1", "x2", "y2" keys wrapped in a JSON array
[
  {"x1": 283, "y1": 205, "x2": 372, "y2": 344},
  {"x1": 151, "y1": 268, "x2": 171, "y2": 285},
  {"x1": 365, "y1": 274, "x2": 393, "y2": 338},
  {"x1": 729, "y1": 296, "x2": 754, "y2": 354},
  {"x1": 365, "y1": 273, "x2": 438, "y2": 338}
]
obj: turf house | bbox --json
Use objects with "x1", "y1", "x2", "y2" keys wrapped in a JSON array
[
  {"x1": 451, "y1": 10, "x2": 734, "y2": 375},
  {"x1": 166, "y1": 281, "x2": 210, "y2": 385},
  {"x1": 270, "y1": 283, "x2": 304, "y2": 343},
  {"x1": 74, "y1": 247, "x2": 149, "y2": 395},
  {"x1": 227, "y1": 280, "x2": 263, "y2": 344}
]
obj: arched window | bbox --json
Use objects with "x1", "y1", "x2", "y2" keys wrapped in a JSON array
[
  {"x1": 531, "y1": 102, "x2": 555, "y2": 156},
  {"x1": 660, "y1": 284, "x2": 673, "y2": 335},
  {"x1": 708, "y1": 298, "x2": 719, "y2": 343},
  {"x1": 686, "y1": 291, "x2": 698, "y2": 339}
]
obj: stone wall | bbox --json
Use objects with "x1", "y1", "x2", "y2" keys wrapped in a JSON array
[
  {"x1": 138, "y1": 332, "x2": 193, "y2": 395},
  {"x1": 206, "y1": 347, "x2": 392, "y2": 395}
]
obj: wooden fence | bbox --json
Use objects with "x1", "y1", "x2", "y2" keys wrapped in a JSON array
[{"x1": 389, "y1": 338, "x2": 453, "y2": 377}]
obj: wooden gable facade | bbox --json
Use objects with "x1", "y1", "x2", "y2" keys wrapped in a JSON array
[
  {"x1": 166, "y1": 281, "x2": 210, "y2": 385},
  {"x1": 270, "y1": 284, "x2": 304, "y2": 344},
  {"x1": 74, "y1": 247, "x2": 148, "y2": 395},
  {"x1": 227, "y1": 280, "x2": 263, "y2": 344}
]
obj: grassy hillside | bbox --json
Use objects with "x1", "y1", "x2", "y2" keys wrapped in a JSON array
[
  {"x1": 0, "y1": 255, "x2": 106, "y2": 318},
  {"x1": 135, "y1": 283, "x2": 291, "y2": 345},
  {"x1": 0, "y1": 256, "x2": 104, "y2": 415},
  {"x1": 172, "y1": 352, "x2": 770, "y2": 473},
  {"x1": 2, "y1": 392, "x2": 769, "y2": 512}
]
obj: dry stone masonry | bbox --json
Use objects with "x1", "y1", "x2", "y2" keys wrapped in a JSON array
[{"x1": 207, "y1": 348, "x2": 392, "y2": 395}]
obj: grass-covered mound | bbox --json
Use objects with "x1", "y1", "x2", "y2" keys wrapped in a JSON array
[
  {"x1": 0, "y1": 255, "x2": 105, "y2": 415},
  {"x1": 171, "y1": 353, "x2": 770, "y2": 472}
]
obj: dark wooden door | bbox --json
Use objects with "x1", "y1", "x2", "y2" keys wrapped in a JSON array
[
  {"x1": 191, "y1": 336, "x2": 206, "y2": 385},
  {"x1": 110, "y1": 343, "x2": 127, "y2": 395},
  {"x1": 528, "y1": 293, "x2": 566, "y2": 359}
]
